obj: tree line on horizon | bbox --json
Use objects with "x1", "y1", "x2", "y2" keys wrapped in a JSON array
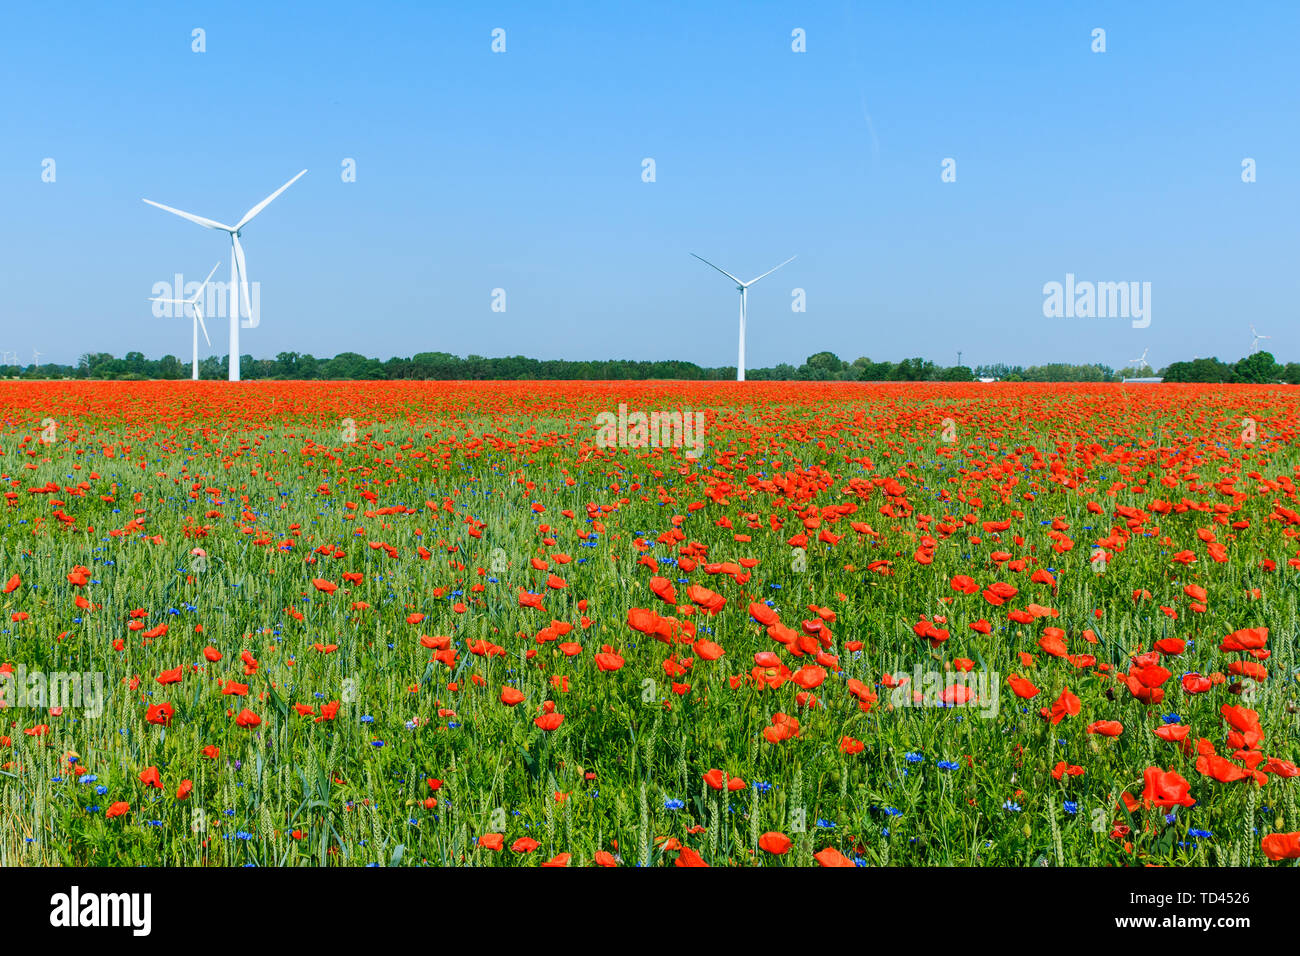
[{"x1": 0, "y1": 349, "x2": 1295, "y2": 384}]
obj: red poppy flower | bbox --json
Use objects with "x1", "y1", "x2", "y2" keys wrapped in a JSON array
[
  {"x1": 759, "y1": 831, "x2": 792, "y2": 854},
  {"x1": 1141, "y1": 767, "x2": 1196, "y2": 809},
  {"x1": 534, "y1": 713, "x2": 564, "y2": 731},
  {"x1": 1262, "y1": 832, "x2": 1300, "y2": 860}
]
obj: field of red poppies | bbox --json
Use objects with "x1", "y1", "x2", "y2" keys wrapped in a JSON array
[{"x1": 1, "y1": 380, "x2": 1298, "y2": 866}]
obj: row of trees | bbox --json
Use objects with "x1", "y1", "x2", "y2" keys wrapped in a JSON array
[
  {"x1": 796, "y1": 354, "x2": 1135, "y2": 382},
  {"x1": 7, "y1": 352, "x2": 740, "y2": 382},
  {"x1": 1161, "y1": 352, "x2": 1300, "y2": 384},
  {"x1": 0, "y1": 350, "x2": 1295, "y2": 383}
]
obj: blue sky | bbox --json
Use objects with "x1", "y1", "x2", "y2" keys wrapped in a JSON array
[{"x1": 3, "y1": 1, "x2": 1297, "y2": 370}]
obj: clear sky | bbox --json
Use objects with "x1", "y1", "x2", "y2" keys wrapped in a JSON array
[{"x1": 2, "y1": 1, "x2": 1296, "y2": 370}]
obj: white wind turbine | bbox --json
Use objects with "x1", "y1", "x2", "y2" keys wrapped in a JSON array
[
  {"x1": 143, "y1": 170, "x2": 307, "y2": 381},
  {"x1": 31, "y1": 349, "x2": 42, "y2": 367},
  {"x1": 149, "y1": 262, "x2": 221, "y2": 380},
  {"x1": 691, "y1": 253, "x2": 796, "y2": 381},
  {"x1": 1250, "y1": 324, "x2": 1270, "y2": 353},
  {"x1": 1128, "y1": 347, "x2": 1149, "y2": 373}
]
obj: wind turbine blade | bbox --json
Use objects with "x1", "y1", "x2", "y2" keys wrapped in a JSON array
[
  {"x1": 190, "y1": 261, "x2": 222, "y2": 305},
  {"x1": 232, "y1": 235, "x2": 250, "y2": 320},
  {"x1": 149, "y1": 297, "x2": 185, "y2": 304},
  {"x1": 141, "y1": 199, "x2": 233, "y2": 232},
  {"x1": 235, "y1": 169, "x2": 307, "y2": 231},
  {"x1": 743, "y1": 255, "x2": 797, "y2": 287},
  {"x1": 197, "y1": 311, "x2": 211, "y2": 348},
  {"x1": 691, "y1": 253, "x2": 744, "y2": 286}
]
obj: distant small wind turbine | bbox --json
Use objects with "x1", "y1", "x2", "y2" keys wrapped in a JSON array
[
  {"x1": 1128, "y1": 347, "x2": 1149, "y2": 372},
  {"x1": 31, "y1": 349, "x2": 42, "y2": 367},
  {"x1": 1250, "y1": 325, "x2": 1271, "y2": 352},
  {"x1": 150, "y1": 263, "x2": 221, "y2": 380},
  {"x1": 692, "y1": 253, "x2": 796, "y2": 382},
  {"x1": 143, "y1": 170, "x2": 307, "y2": 381}
]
